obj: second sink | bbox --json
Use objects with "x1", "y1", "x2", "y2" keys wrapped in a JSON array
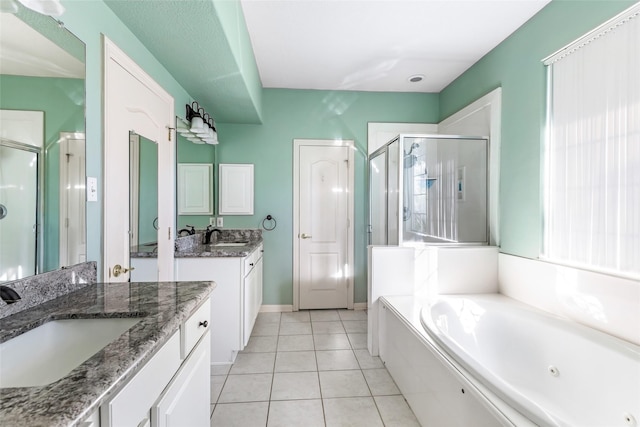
[{"x1": 210, "y1": 242, "x2": 248, "y2": 247}]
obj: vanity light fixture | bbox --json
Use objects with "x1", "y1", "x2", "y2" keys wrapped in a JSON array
[
  {"x1": 1, "y1": 0, "x2": 64, "y2": 16},
  {"x1": 179, "y1": 102, "x2": 219, "y2": 145}
]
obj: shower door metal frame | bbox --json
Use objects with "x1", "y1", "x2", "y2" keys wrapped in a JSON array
[
  {"x1": 0, "y1": 138, "x2": 44, "y2": 276},
  {"x1": 368, "y1": 133, "x2": 490, "y2": 246}
]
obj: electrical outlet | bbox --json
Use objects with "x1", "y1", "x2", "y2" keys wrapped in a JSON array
[
  {"x1": 209, "y1": 217, "x2": 215, "y2": 226},
  {"x1": 216, "y1": 217, "x2": 223, "y2": 227}
]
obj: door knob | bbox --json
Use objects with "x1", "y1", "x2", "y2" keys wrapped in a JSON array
[
  {"x1": 112, "y1": 264, "x2": 135, "y2": 278},
  {"x1": 300, "y1": 233, "x2": 312, "y2": 239}
]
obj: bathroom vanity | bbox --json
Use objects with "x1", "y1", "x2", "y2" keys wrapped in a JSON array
[
  {"x1": 131, "y1": 229, "x2": 264, "y2": 363},
  {"x1": 0, "y1": 279, "x2": 214, "y2": 426}
]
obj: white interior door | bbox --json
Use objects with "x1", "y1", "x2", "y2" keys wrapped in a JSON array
[
  {"x1": 103, "y1": 38, "x2": 175, "y2": 282},
  {"x1": 294, "y1": 139, "x2": 354, "y2": 310},
  {"x1": 59, "y1": 133, "x2": 86, "y2": 266}
]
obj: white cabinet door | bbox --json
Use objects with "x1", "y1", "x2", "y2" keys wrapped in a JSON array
[
  {"x1": 177, "y1": 163, "x2": 213, "y2": 215},
  {"x1": 175, "y1": 257, "x2": 243, "y2": 363},
  {"x1": 242, "y1": 252, "x2": 263, "y2": 346},
  {"x1": 102, "y1": 332, "x2": 181, "y2": 427},
  {"x1": 152, "y1": 333, "x2": 211, "y2": 427},
  {"x1": 218, "y1": 164, "x2": 253, "y2": 215}
]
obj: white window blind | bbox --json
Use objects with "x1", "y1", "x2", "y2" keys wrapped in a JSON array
[{"x1": 543, "y1": 3, "x2": 640, "y2": 278}]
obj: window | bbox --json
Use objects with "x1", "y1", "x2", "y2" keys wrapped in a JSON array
[{"x1": 543, "y1": 3, "x2": 640, "y2": 278}]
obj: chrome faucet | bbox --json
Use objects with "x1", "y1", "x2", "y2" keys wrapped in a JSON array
[
  {"x1": 204, "y1": 226, "x2": 222, "y2": 244},
  {"x1": 0, "y1": 285, "x2": 21, "y2": 304}
]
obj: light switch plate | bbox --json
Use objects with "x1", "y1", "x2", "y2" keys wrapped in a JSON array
[
  {"x1": 87, "y1": 177, "x2": 98, "y2": 202},
  {"x1": 209, "y1": 217, "x2": 215, "y2": 226},
  {"x1": 216, "y1": 217, "x2": 223, "y2": 227}
]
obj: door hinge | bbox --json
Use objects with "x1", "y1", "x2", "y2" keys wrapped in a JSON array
[
  {"x1": 167, "y1": 126, "x2": 175, "y2": 142},
  {"x1": 168, "y1": 227, "x2": 171, "y2": 240}
]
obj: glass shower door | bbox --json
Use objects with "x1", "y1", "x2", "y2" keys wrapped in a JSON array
[
  {"x1": 369, "y1": 150, "x2": 387, "y2": 245},
  {"x1": 0, "y1": 143, "x2": 39, "y2": 281}
]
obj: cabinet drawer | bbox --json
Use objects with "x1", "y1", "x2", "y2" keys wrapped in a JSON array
[
  {"x1": 181, "y1": 299, "x2": 210, "y2": 358},
  {"x1": 103, "y1": 332, "x2": 181, "y2": 427},
  {"x1": 243, "y1": 245, "x2": 263, "y2": 273}
]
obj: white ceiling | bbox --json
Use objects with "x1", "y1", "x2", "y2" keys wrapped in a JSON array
[
  {"x1": 240, "y1": 0, "x2": 551, "y2": 93},
  {"x1": 0, "y1": 13, "x2": 83, "y2": 79}
]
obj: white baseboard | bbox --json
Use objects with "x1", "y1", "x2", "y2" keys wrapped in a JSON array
[
  {"x1": 260, "y1": 304, "x2": 293, "y2": 313},
  {"x1": 260, "y1": 304, "x2": 368, "y2": 312}
]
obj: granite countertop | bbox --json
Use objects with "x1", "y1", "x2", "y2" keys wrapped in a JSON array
[
  {"x1": 0, "y1": 280, "x2": 215, "y2": 426},
  {"x1": 131, "y1": 228, "x2": 263, "y2": 259}
]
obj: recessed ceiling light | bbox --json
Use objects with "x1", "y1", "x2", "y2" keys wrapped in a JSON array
[{"x1": 408, "y1": 74, "x2": 424, "y2": 83}]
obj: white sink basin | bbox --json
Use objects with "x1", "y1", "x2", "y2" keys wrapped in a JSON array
[
  {"x1": 211, "y1": 242, "x2": 248, "y2": 247},
  {"x1": 0, "y1": 317, "x2": 140, "y2": 388}
]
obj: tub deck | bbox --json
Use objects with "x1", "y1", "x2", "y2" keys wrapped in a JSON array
[{"x1": 379, "y1": 295, "x2": 535, "y2": 427}]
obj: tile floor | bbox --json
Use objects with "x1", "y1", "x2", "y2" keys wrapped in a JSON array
[{"x1": 210, "y1": 310, "x2": 421, "y2": 427}]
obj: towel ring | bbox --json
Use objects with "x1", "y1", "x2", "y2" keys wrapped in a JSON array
[{"x1": 262, "y1": 214, "x2": 277, "y2": 231}]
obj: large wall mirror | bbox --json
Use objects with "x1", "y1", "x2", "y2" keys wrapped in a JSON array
[
  {"x1": 0, "y1": 8, "x2": 86, "y2": 282},
  {"x1": 129, "y1": 132, "x2": 158, "y2": 250},
  {"x1": 176, "y1": 128, "x2": 216, "y2": 231}
]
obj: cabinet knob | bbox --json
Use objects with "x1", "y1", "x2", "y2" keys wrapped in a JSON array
[
  {"x1": 199, "y1": 320, "x2": 208, "y2": 328},
  {"x1": 250, "y1": 263, "x2": 254, "y2": 267}
]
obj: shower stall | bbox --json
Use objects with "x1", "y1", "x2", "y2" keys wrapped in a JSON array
[
  {"x1": 369, "y1": 134, "x2": 489, "y2": 246},
  {"x1": 0, "y1": 139, "x2": 41, "y2": 281}
]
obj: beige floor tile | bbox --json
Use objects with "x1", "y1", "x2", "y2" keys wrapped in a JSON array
[
  {"x1": 274, "y1": 350, "x2": 317, "y2": 372},
  {"x1": 211, "y1": 364, "x2": 232, "y2": 376},
  {"x1": 280, "y1": 311, "x2": 311, "y2": 323},
  {"x1": 256, "y1": 312, "x2": 281, "y2": 324},
  {"x1": 347, "y1": 333, "x2": 367, "y2": 349},
  {"x1": 271, "y1": 371, "x2": 321, "y2": 400},
  {"x1": 323, "y1": 397, "x2": 383, "y2": 427},
  {"x1": 229, "y1": 352, "x2": 275, "y2": 374},
  {"x1": 277, "y1": 334, "x2": 314, "y2": 351},
  {"x1": 267, "y1": 399, "x2": 325, "y2": 427},
  {"x1": 210, "y1": 402, "x2": 268, "y2": 427},
  {"x1": 241, "y1": 335, "x2": 278, "y2": 353},
  {"x1": 251, "y1": 322, "x2": 280, "y2": 336},
  {"x1": 279, "y1": 321, "x2": 312, "y2": 335},
  {"x1": 218, "y1": 374, "x2": 272, "y2": 403},
  {"x1": 310, "y1": 310, "x2": 340, "y2": 321},
  {"x1": 316, "y1": 349, "x2": 359, "y2": 371},
  {"x1": 313, "y1": 334, "x2": 351, "y2": 350},
  {"x1": 319, "y1": 370, "x2": 370, "y2": 398},
  {"x1": 211, "y1": 375, "x2": 227, "y2": 403},
  {"x1": 354, "y1": 349, "x2": 384, "y2": 369},
  {"x1": 362, "y1": 369, "x2": 400, "y2": 396},
  {"x1": 312, "y1": 320, "x2": 345, "y2": 334},
  {"x1": 374, "y1": 395, "x2": 421, "y2": 426},
  {"x1": 338, "y1": 310, "x2": 367, "y2": 321},
  {"x1": 342, "y1": 320, "x2": 367, "y2": 333}
]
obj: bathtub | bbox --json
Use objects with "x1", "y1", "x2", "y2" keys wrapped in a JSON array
[{"x1": 420, "y1": 294, "x2": 640, "y2": 427}]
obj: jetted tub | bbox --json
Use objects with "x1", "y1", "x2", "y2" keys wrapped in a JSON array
[{"x1": 420, "y1": 294, "x2": 640, "y2": 427}]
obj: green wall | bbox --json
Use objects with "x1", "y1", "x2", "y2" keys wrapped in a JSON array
[
  {"x1": 0, "y1": 75, "x2": 84, "y2": 271},
  {"x1": 439, "y1": 0, "x2": 636, "y2": 259},
  {"x1": 218, "y1": 89, "x2": 439, "y2": 304},
  {"x1": 60, "y1": 0, "x2": 195, "y2": 278}
]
